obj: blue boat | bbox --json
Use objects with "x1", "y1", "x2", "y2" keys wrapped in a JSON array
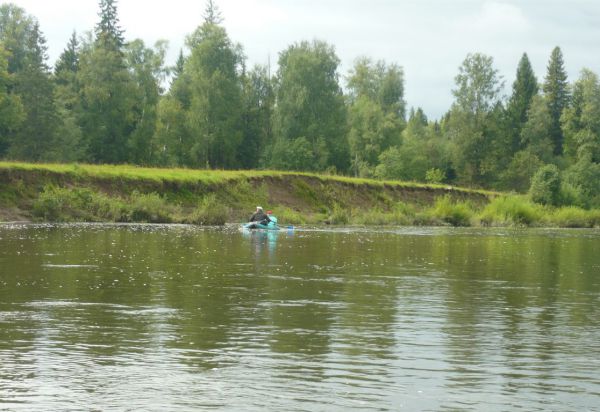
[{"x1": 243, "y1": 215, "x2": 279, "y2": 230}]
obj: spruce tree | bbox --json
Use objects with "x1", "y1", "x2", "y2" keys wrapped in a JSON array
[
  {"x1": 95, "y1": 0, "x2": 124, "y2": 50},
  {"x1": 203, "y1": 0, "x2": 223, "y2": 25},
  {"x1": 0, "y1": 45, "x2": 24, "y2": 156},
  {"x1": 55, "y1": 31, "x2": 79, "y2": 82},
  {"x1": 543, "y1": 46, "x2": 569, "y2": 155},
  {"x1": 506, "y1": 53, "x2": 538, "y2": 153},
  {"x1": 78, "y1": 0, "x2": 135, "y2": 163},
  {"x1": 10, "y1": 22, "x2": 59, "y2": 160}
]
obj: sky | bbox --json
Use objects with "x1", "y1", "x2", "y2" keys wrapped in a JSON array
[{"x1": 4, "y1": 0, "x2": 600, "y2": 119}]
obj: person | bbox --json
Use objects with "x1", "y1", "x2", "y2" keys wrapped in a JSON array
[{"x1": 249, "y1": 206, "x2": 270, "y2": 225}]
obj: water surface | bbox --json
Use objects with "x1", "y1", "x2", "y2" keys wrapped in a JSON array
[{"x1": 1, "y1": 224, "x2": 599, "y2": 411}]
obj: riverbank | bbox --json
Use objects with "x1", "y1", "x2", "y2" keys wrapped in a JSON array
[{"x1": 1, "y1": 161, "x2": 599, "y2": 228}]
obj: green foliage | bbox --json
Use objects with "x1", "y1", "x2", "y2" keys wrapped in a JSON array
[
  {"x1": 188, "y1": 193, "x2": 226, "y2": 225},
  {"x1": 269, "y1": 137, "x2": 318, "y2": 171},
  {"x1": 505, "y1": 53, "x2": 538, "y2": 154},
  {"x1": 425, "y1": 168, "x2": 446, "y2": 184},
  {"x1": 529, "y1": 164, "x2": 561, "y2": 206},
  {"x1": 329, "y1": 202, "x2": 350, "y2": 225},
  {"x1": 549, "y1": 206, "x2": 600, "y2": 228},
  {"x1": 129, "y1": 191, "x2": 173, "y2": 223},
  {"x1": 563, "y1": 155, "x2": 600, "y2": 208},
  {"x1": 185, "y1": 22, "x2": 244, "y2": 169},
  {"x1": 478, "y1": 196, "x2": 542, "y2": 226},
  {"x1": 543, "y1": 46, "x2": 570, "y2": 155},
  {"x1": 32, "y1": 185, "x2": 126, "y2": 222},
  {"x1": 125, "y1": 39, "x2": 168, "y2": 165},
  {"x1": 0, "y1": 44, "x2": 24, "y2": 156},
  {"x1": 429, "y1": 195, "x2": 474, "y2": 226},
  {"x1": 452, "y1": 53, "x2": 504, "y2": 115},
  {"x1": 561, "y1": 69, "x2": 600, "y2": 161},
  {"x1": 272, "y1": 40, "x2": 349, "y2": 172},
  {"x1": 78, "y1": 29, "x2": 136, "y2": 163},
  {"x1": 354, "y1": 202, "x2": 415, "y2": 226},
  {"x1": 275, "y1": 207, "x2": 306, "y2": 225}
]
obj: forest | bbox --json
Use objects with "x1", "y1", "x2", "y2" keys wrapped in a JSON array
[{"x1": 0, "y1": 0, "x2": 599, "y2": 209}]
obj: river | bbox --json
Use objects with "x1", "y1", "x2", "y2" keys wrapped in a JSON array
[{"x1": 0, "y1": 224, "x2": 599, "y2": 411}]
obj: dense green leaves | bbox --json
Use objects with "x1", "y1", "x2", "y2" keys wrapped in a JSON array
[
  {"x1": 271, "y1": 40, "x2": 348, "y2": 172},
  {"x1": 543, "y1": 47, "x2": 570, "y2": 155},
  {"x1": 0, "y1": 1, "x2": 599, "y2": 209}
]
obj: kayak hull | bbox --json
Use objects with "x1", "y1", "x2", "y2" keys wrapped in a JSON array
[{"x1": 243, "y1": 222, "x2": 279, "y2": 230}]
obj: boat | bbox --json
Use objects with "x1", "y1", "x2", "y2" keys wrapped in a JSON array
[{"x1": 243, "y1": 215, "x2": 279, "y2": 230}]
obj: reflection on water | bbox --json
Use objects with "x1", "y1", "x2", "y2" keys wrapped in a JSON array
[{"x1": 0, "y1": 224, "x2": 599, "y2": 411}]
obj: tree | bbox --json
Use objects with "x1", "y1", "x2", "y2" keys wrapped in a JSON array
[
  {"x1": 499, "y1": 95, "x2": 555, "y2": 192},
  {"x1": 346, "y1": 57, "x2": 406, "y2": 118},
  {"x1": 0, "y1": 44, "x2": 24, "y2": 156},
  {"x1": 78, "y1": 0, "x2": 136, "y2": 163},
  {"x1": 561, "y1": 69, "x2": 600, "y2": 162},
  {"x1": 6, "y1": 19, "x2": 59, "y2": 161},
  {"x1": 95, "y1": 0, "x2": 124, "y2": 50},
  {"x1": 543, "y1": 46, "x2": 570, "y2": 155},
  {"x1": 238, "y1": 64, "x2": 274, "y2": 169},
  {"x1": 452, "y1": 53, "x2": 503, "y2": 117},
  {"x1": 506, "y1": 53, "x2": 538, "y2": 154},
  {"x1": 183, "y1": 17, "x2": 244, "y2": 168},
  {"x1": 125, "y1": 39, "x2": 168, "y2": 164},
  {"x1": 272, "y1": 40, "x2": 348, "y2": 172},
  {"x1": 50, "y1": 31, "x2": 85, "y2": 162},
  {"x1": 530, "y1": 164, "x2": 561, "y2": 206},
  {"x1": 0, "y1": 4, "x2": 34, "y2": 73},
  {"x1": 346, "y1": 57, "x2": 405, "y2": 176},
  {"x1": 447, "y1": 53, "x2": 504, "y2": 186},
  {"x1": 203, "y1": 0, "x2": 223, "y2": 25}
]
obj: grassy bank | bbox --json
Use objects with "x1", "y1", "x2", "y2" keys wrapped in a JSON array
[{"x1": 1, "y1": 161, "x2": 599, "y2": 228}]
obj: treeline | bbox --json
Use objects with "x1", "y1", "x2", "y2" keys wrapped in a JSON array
[{"x1": 0, "y1": 1, "x2": 599, "y2": 208}]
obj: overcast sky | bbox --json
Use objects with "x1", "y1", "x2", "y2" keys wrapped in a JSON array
[{"x1": 5, "y1": 0, "x2": 600, "y2": 118}]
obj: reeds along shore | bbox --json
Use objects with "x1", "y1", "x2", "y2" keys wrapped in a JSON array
[{"x1": 1, "y1": 162, "x2": 599, "y2": 228}]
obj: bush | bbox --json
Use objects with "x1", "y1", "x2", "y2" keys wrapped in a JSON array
[
  {"x1": 425, "y1": 168, "x2": 446, "y2": 184},
  {"x1": 188, "y1": 194, "x2": 226, "y2": 225},
  {"x1": 429, "y1": 195, "x2": 473, "y2": 226},
  {"x1": 550, "y1": 206, "x2": 600, "y2": 228},
  {"x1": 478, "y1": 196, "x2": 542, "y2": 226},
  {"x1": 275, "y1": 207, "x2": 306, "y2": 225},
  {"x1": 530, "y1": 164, "x2": 561, "y2": 206},
  {"x1": 32, "y1": 185, "x2": 128, "y2": 222},
  {"x1": 329, "y1": 203, "x2": 350, "y2": 225},
  {"x1": 129, "y1": 191, "x2": 173, "y2": 223}
]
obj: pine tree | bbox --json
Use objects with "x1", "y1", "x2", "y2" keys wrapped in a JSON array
[
  {"x1": 78, "y1": 0, "x2": 135, "y2": 163},
  {"x1": 95, "y1": 0, "x2": 124, "y2": 50},
  {"x1": 203, "y1": 0, "x2": 223, "y2": 25},
  {"x1": 0, "y1": 45, "x2": 24, "y2": 156},
  {"x1": 10, "y1": 22, "x2": 59, "y2": 160},
  {"x1": 506, "y1": 53, "x2": 538, "y2": 153},
  {"x1": 543, "y1": 46, "x2": 570, "y2": 155},
  {"x1": 55, "y1": 31, "x2": 79, "y2": 82}
]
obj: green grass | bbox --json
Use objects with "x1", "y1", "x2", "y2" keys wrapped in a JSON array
[
  {"x1": 478, "y1": 196, "x2": 543, "y2": 227},
  {"x1": 547, "y1": 206, "x2": 600, "y2": 228},
  {"x1": 3, "y1": 161, "x2": 599, "y2": 228},
  {"x1": 428, "y1": 195, "x2": 475, "y2": 227}
]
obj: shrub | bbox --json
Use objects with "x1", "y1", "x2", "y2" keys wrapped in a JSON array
[
  {"x1": 129, "y1": 191, "x2": 172, "y2": 223},
  {"x1": 530, "y1": 164, "x2": 561, "y2": 206},
  {"x1": 429, "y1": 195, "x2": 473, "y2": 226},
  {"x1": 425, "y1": 168, "x2": 446, "y2": 184},
  {"x1": 478, "y1": 196, "x2": 542, "y2": 226},
  {"x1": 275, "y1": 207, "x2": 306, "y2": 225},
  {"x1": 550, "y1": 206, "x2": 598, "y2": 228},
  {"x1": 329, "y1": 203, "x2": 350, "y2": 225},
  {"x1": 188, "y1": 194, "x2": 226, "y2": 225}
]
